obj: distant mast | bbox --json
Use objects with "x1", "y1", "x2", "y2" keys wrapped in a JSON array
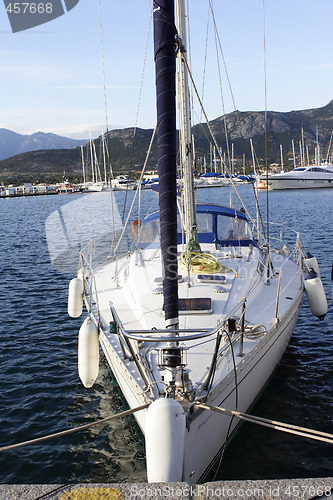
[
  {"x1": 280, "y1": 144, "x2": 284, "y2": 173},
  {"x1": 153, "y1": 0, "x2": 179, "y2": 328}
]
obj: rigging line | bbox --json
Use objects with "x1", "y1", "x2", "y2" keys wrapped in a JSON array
[
  {"x1": 182, "y1": 56, "x2": 227, "y2": 175},
  {"x1": 262, "y1": 0, "x2": 270, "y2": 279},
  {"x1": 188, "y1": 3, "x2": 210, "y2": 172},
  {"x1": 208, "y1": 0, "x2": 237, "y2": 118},
  {"x1": 114, "y1": 126, "x2": 157, "y2": 256},
  {"x1": 97, "y1": 0, "x2": 117, "y2": 260},
  {"x1": 199, "y1": 3, "x2": 210, "y2": 124},
  {"x1": 185, "y1": 0, "x2": 194, "y2": 114},
  {"x1": 182, "y1": 44, "x2": 270, "y2": 247},
  {"x1": 208, "y1": 0, "x2": 250, "y2": 165},
  {"x1": 251, "y1": 182, "x2": 266, "y2": 242},
  {"x1": 97, "y1": 0, "x2": 109, "y2": 146},
  {"x1": 0, "y1": 404, "x2": 150, "y2": 454},
  {"x1": 211, "y1": 0, "x2": 232, "y2": 174},
  {"x1": 325, "y1": 129, "x2": 333, "y2": 163},
  {"x1": 196, "y1": 403, "x2": 333, "y2": 444},
  {"x1": 122, "y1": 7, "x2": 153, "y2": 225},
  {"x1": 212, "y1": 325, "x2": 239, "y2": 481},
  {"x1": 182, "y1": 54, "x2": 256, "y2": 230},
  {"x1": 250, "y1": 139, "x2": 267, "y2": 241}
]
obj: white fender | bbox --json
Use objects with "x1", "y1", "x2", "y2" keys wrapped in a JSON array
[
  {"x1": 145, "y1": 398, "x2": 185, "y2": 483},
  {"x1": 78, "y1": 317, "x2": 99, "y2": 388},
  {"x1": 304, "y1": 251, "x2": 321, "y2": 277},
  {"x1": 68, "y1": 278, "x2": 84, "y2": 318},
  {"x1": 304, "y1": 271, "x2": 328, "y2": 320}
]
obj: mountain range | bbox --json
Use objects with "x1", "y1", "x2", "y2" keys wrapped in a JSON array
[
  {"x1": 0, "y1": 129, "x2": 87, "y2": 161},
  {"x1": 1, "y1": 100, "x2": 332, "y2": 184}
]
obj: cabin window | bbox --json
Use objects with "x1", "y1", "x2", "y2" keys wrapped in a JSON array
[
  {"x1": 196, "y1": 213, "x2": 213, "y2": 233},
  {"x1": 217, "y1": 215, "x2": 252, "y2": 241},
  {"x1": 176, "y1": 213, "x2": 213, "y2": 234},
  {"x1": 138, "y1": 220, "x2": 160, "y2": 248}
]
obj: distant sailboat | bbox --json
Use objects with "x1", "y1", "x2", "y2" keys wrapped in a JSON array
[{"x1": 83, "y1": 133, "x2": 110, "y2": 192}]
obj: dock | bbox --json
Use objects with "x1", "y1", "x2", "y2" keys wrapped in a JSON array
[
  {"x1": 0, "y1": 182, "x2": 82, "y2": 198},
  {"x1": 1, "y1": 478, "x2": 332, "y2": 499}
]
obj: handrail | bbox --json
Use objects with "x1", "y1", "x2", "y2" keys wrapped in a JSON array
[{"x1": 109, "y1": 298, "x2": 246, "y2": 343}]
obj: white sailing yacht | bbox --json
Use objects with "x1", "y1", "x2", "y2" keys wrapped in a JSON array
[{"x1": 67, "y1": 0, "x2": 327, "y2": 483}]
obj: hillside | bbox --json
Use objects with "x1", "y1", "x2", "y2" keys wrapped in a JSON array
[
  {"x1": 0, "y1": 129, "x2": 87, "y2": 161},
  {"x1": 1, "y1": 101, "x2": 332, "y2": 184},
  {"x1": 193, "y1": 100, "x2": 333, "y2": 165}
]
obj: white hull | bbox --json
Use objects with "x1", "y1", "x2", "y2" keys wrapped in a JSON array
[
  {"x1": 261, "y1": 165, "x2": 333, "y2": 190},
  {"x1": 183, "y1": 293, "x2": 302, "y2": 481},
  {"x1": 97, "y1": 285, "x2": 302, "y2": 482},
  {"x1": 84, "y1": 182, "x2": 110, "y2": 192},
  {"x1": 195, "y1": 178, "x2": 230, "y2": 188},
  {"x1": 77, "y1": 204, "x2": 309, "y2": 482},
  {"x1": 111, "y1": 176, "x2": 138, "y2": 191},
  {"x1": 112, "y1": 185, "x2": 137, "y2": 191},
  {"x1": 268, "y1": 178, "x2": 333, "y2": 190},
  {"x1": 66, "y1": 1, "x2": 324, "y2": 484}
]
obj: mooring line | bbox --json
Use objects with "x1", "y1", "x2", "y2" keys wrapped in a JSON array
[
  {"x1": 0, "y1": 404, "x2": 150, "y2": 453},
  {"x1": 196, "y1": 403, "x2": 333, "y2": 444}
]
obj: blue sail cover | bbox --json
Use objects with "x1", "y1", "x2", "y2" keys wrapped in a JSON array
[{"x1": 153, "y1": 0, "x2": 179, "y2": 327}]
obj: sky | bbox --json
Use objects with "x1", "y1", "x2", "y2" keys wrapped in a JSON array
[{"x1": 0, "y1": 0, "x2": 332, "y2": 140}]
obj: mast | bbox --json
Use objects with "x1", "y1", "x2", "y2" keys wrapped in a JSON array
[
  {"x1": 292, "y1": 139, "x2": 296, "y2": 169},
  {"x1": 89, "y1": 132, "x2": 95, "y2": 183},
  {"x1": 153, "y1": 0, "x2": 179, "y2": 329},
  {"x1": 102, "y1": 133, "x2": 107, "y2": 184},
  {"x1": 81, "y1": 146, "x2": 86, "y2": 187},
  {"x1": 301, "y1": 127, "x2": 305, "y2": 167},
  {"x1": 175, "y1": 0, "x2": 198, "y2": 252},
  {"x1": 316, "y1": 126, "x2": 321, "y2": 165},
  {"x1": 280, "y1": 144, "x2": 284, "y2": 172}
]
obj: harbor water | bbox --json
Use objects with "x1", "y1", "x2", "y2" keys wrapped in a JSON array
[{"x1": 0, "y1": 185, "x2": 332, "y2": 484}]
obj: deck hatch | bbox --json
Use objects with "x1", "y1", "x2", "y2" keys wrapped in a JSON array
[
  {"x1": 197, "y1": 274, "x2": 226, "y2": 283},
  {"x1": 178, "y1": 297, "x2": 212, "y2": 314}
]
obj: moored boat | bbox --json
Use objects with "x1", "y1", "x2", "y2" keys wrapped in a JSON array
[
  {"x1": 67, "y1": 0, "x2": 327, "y2": 484},
  {"x1": 111, "y1": 175, "x2": 138, "y2": 191},
  {"x1": 260, "y1": 164, "x2": 333, "y2": 190}
]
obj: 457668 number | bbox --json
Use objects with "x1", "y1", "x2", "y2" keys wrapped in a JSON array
[{"x1": 5, "y1": 2, "x2": 53, "y2": 14}]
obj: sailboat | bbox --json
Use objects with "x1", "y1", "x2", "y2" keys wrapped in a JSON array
[
  {"x1": 67, "y1": 0, "x2": 327, "y2": 483},
  {"x1": 82, "y1": 134, "x2": 110, "y2": 192}
]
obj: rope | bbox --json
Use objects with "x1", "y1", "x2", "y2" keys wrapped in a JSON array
[
  {"x1": 180, "y1": 251, "x2": 238, "y2": 276},
  {"x1": 0, "y1": 404, "x2": 150, "y2": 453},
  {"x1": 196, "y1": 403, "x2": 333, "y2": 444}
]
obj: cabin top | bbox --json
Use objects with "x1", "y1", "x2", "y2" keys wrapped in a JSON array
[{"x1": 137, "y1": 203, "x2": 255, "y2": 249}]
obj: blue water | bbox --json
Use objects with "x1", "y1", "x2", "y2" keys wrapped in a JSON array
[{"x1": 0, "y1": 186, "x2": 332, "y2": 484}]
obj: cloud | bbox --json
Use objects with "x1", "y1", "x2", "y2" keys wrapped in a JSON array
[{"x1": 31, "y1": 84, "x2": 138, "y2": 90}]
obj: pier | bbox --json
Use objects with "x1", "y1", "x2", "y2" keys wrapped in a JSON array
[
  {"x1": 0, "y1": 182, "x2": 82, "y2": 198},
  {"x1": 1, "y1": 478, "x2": 332, "y2": 499}
]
